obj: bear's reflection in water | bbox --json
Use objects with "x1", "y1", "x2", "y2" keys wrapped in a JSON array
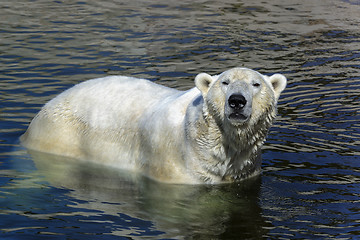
[{"x1": 29, "y1": 150, "x2": 269, "y2": 239}]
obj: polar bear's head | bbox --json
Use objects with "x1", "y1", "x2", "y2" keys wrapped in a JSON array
[{"x1": 195, "y1": 67, "x2": 286, "y2": 127}]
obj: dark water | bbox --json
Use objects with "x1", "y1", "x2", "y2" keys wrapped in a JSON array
[{"x1": 1, "y1": 0, "x2": 359, "y2": 239}]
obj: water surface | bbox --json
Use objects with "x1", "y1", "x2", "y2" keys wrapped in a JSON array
[{"x1": 1, "y1": 0, "x2": 360, "y2": 239}]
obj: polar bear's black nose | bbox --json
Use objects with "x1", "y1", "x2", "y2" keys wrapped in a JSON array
[{"x1": 228, "y1": 94, "x2": 247, "y2": 109}]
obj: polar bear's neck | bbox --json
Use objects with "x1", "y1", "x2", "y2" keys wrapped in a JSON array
[{"x1": 194, "y1": 106, "x2": 276, "y2": 183}]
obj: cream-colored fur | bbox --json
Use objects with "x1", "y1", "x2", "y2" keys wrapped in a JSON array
[{"x1": 21, "y1": 68, "x2": 286, "y2": 184}]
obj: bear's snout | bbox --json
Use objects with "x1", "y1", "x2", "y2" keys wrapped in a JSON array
[
  {"x1": 228, "y1": 94, "x2": 247, "y2": 110},
  {"x1": 226, "y1": 93, "x2": 252, "y2": 124}
]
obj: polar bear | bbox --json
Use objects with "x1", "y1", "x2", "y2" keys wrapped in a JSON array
[{"x1": 21, "y1": 67, "x2": 286, "y2": 184}]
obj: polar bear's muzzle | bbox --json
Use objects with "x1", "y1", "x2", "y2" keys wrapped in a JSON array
[
  {"x1": 228, "y1": 94, "x2": 247, "y2": 110},
  {"x1": 226, "y1": 93, "x2": 252, "y2": 124}
]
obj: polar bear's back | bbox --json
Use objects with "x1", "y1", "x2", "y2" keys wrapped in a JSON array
[
  {"x1": 52, "y1": 76, "x2": 179, "y2": 129},
  {"x1": 21, "y1": 76, "x2": 181, "y2": 165}
]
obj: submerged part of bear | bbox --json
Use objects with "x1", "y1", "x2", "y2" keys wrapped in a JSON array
[{"x1": 21, "y1": 67, "x2": 287, "y2": 184}]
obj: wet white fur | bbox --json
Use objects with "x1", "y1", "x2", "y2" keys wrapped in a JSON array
[{"x1": 21, "y1": 68, "x2": 286, "y2": 184}]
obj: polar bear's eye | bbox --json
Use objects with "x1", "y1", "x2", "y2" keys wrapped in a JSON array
[
  {"x1": 253, "y1": 83, "x2": 261, "y2": 87},
  {"x1": 222, "y1": 81, "x2": 229, "y2": 86}
]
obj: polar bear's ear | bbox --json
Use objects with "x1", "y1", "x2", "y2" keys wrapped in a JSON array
[
  {"x1": 195, "y1": 73, "x2": 215, "y2": 95},
  {"x1": 269, "y1": 74, "x2": 287, "y2": 100}
]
